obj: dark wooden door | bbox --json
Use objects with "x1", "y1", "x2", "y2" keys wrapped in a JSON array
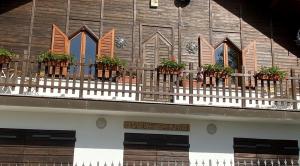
[
  {"x1": 234, "y1": 138, "x2": 299, "y2": 166},
  {"x1": 0, "y1": 128, "x2": 76, "y2": 165},
  {"x1": 142, "y1": 32, "x2": 172, "y2": 102},
  {"x1": 124, "y1": 133, "x2": 189, "y2": 166}
]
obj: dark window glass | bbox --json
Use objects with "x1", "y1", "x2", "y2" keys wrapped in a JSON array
[
  {"x1": 215, "y1": 44, "x2": 224, "y2": 67},
  {"x1": 70, "y1": 33, "x2": 82, "y2": 74},
  {"x1": 84, "y1": 34, "x2": 96, "y2": 75},
  {"x1": 228, "y1": 46, "x2": 239, "y2": 70}
]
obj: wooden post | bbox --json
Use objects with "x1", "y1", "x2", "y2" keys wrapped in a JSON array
[
  {"x1": 135, "y1": 59, "x2": 140, "y2": 101},
  {"x1": 189, "y1": 62, "x2": 193, "y2": 104},
  {"x1": 291, "y1": 69, "x2": 297, "y2": 110},
  {"x1": 241, "y1": 66, "x2": 246, "y2": 108},
  {"x1": 79, "y1": 58, "x2": 84, "y2": 98},
  {"x1": 19, "y1": 50, "x2": 28, "y2": 94}
]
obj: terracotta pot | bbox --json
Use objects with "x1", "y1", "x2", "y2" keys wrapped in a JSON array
[
  {"x1": 118, "y1": 76, "x2": 137, "y2": 84},
  {"x1": 0, "y1": 56, "x2": 11, "y2": 64},
  {"x1": 181, "y1": 79, "x2": 201, "y2": 88},
  {"x1": 255, "y1": 74, "x2": 269, "y2": 80},
  {"x1": 46, "y1": 60, "x2": 69, "y2": 67},
  {"x1": 158, "y1": 66, "x2": 182, "y2": 75}
]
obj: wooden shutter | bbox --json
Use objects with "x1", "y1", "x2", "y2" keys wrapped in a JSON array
[
  {"x1": 242, "y1": 41, "x2": 257, "y2": 74},
  {"x1": 98, "y1": 29, "x2": 115, "y2": 57},
  {"x1": 51, "y1": 24, "x2": 69, "y2": 54},
  {"x1": 199, "y1": 36, "x2": 215, "y2": 66}
]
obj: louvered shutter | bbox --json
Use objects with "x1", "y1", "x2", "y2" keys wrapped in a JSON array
[
  {"x1": 51, "y1": 24, "x2": 69, "y2": 54},
  {"x1": 199, "y1": 36, "x2": 215, "y2": 66},
  {"x1": 242, "y1": 41, "x2": 257, "y2": 74},
  {"x1": 98, "y1": 29, "x2": 115, "y2": 57},
  {"x1": 50, "y1": 24, "x2": 70, "y2": 76}
]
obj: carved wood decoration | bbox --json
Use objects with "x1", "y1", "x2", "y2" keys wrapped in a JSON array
[
  {"x1": 124, "y1": 121, "x2": 190, "y2": 131},
  {"x1": 242, "y1": 41, "x2": 257, "y2": 73},
  {"x1": 199, "y1": 36, "x2": 215, "y2": 66},
  {"x1": 98, "y1": 29, "x2": 115, "y2": 57}
]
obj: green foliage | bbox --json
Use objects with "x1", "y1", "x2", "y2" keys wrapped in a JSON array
[
  {"x1": 96, "y1": 55, "x2": 126, "y2": 68},
  {"x1": 160, "y1": 59, "x2": 186, "y2": 70},
  {"x1": 202, "y1": 64, "x2": 234, "y2": 76},
  {"x1": 256, "y1": 66, "x2": 287, "y2": 80},
  {"x1": 38, "y1": 51, "x2": 75, "y2": 64},
  {"x1": 223, "y1": 66, "x2": 234, "y2": 75},
  {"x1": 0, "y1": 48, "x2": 15, "y2": 58}
]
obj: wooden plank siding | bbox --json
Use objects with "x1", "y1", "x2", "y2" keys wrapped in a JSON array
[{"x1": 0, "y1": 0, "x2": 299, "y2": 73}]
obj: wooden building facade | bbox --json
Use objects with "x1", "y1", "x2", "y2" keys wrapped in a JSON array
[{"x1": 0, "y1": 0, "x2": 300, "y2": 72}]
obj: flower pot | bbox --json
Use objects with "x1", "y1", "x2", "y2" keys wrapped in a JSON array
[
  {"x1": 254, "y1": 74, "x2": 269, "y2": 81},
  {"x1": 117, "y1": 76, "x2": 137, "y2": 84},
  {"x1": 45, "y1": 60, "x2": 69, "y2": 76},
  {"x1": 97, "y1": 63, "x2": 120, "y2": 78},
  {"x1": 0, "y1": 56, "x2": 11, "y2": 64},
  {"x1": 158, "y1": 66, "x2": 182, "y2": 75},
  {"x1": 181, "y1": 79, "x2": 201, "y2": 88}
]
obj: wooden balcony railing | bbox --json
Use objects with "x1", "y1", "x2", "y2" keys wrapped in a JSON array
[{"x1": 0, "y1": 55, "x2": 300, "y2": 111}]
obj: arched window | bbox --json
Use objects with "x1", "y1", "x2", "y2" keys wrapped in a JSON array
[
  {"x1": 214, "y1": 39, "x2": 242, "y2": 72},
  {"x1": 69, "y1": 27, "x2": 98, "y2": 75}
]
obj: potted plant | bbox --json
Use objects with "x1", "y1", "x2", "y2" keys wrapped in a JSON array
[
  {"x1": 117, "y1": 71, "x2": 137, "y2": 84},
  {"x1": 202, "y1": 64, "x2": 233, "y2": 78},
  {"x1": 38, "y1": 51, "x2": 74, "y2": 67},
  {"x1": 0, "y1": 48, "x2": 15, "y2": 64},
  {"x1": 157, "y1": 56, "x2": 186, "y2": 74},
  {"x1": 254, "y1": 66, "x2": 287, "y2": 81},
  {"x1": 220, "y1": 66, "x2": 234, "y2": 78},
  {"x1": 96, "y1": 55, "x2": 126, "y2": 78},
  {"x1": 38, "y1": 51, "x2": 74, "y2": 76},
  {"x1": 202, "y1": 64, "x2": 215, "y2": 77}
]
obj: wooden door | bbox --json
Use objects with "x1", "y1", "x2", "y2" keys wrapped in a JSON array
[
  {"x1": 124, "y1": 133, "x2": 189, "y2": 166},
  {"x1": 142, "y1": 32, "x2": 172, "y2": 101},
  {"x1": 0, "y1": 128, "x2": 76, "y2": 165}
]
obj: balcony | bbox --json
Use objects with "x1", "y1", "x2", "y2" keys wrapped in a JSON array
[{"x1": 0, "y1": 56, "x2": 299, "y2": 112}]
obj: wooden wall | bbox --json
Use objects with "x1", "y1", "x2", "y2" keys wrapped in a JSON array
[{"x1": 0, "y1": 0, "x2": 299, "y2": 72}]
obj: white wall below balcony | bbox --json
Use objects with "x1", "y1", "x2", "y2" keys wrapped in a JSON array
[{"x1": 0, "y1": 109, "x2": 300, "y2": 166}]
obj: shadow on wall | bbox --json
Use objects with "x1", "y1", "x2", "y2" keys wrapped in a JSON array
[
  {"x1": 0, "y1": 0, "x2": 32, "y2": 15},
  {"x1": 214, "y1": 0, "x2": 300, "y2": 57}
]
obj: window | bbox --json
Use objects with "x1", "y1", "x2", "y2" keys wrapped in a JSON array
[
  {"x1": 214, "y1": 40, "x2": 242, "y2": 72},
  {"x1": 70, "y1": 32, "x2": 97, "y2": 75}
]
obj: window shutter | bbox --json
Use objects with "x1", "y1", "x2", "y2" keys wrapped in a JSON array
[
  {"x1": 51, "y1": 24, "x2": 69, "y2": 54},
  {"x1": 242, "y1": 41, "x2": 257, "y2": 74},
  {"x1": 199, "y1": 36, "x2": 215, "y2": 66},
  {"x1": 98, "y1": 29, "x2": 115, "y2": 57}
]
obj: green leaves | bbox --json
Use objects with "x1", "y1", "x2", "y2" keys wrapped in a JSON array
[
  {"x1": 202, "y1": 64, "x2": 234, "y2": 76},
  {"x1": 160, "y1": 58, "x2": 186, "y2": 71},
  {"x1": 96, "y1": 56, "x2": 126, "y2": 68},
  {"x1": 256, "y1": 66, "x2": 287, "y2": 80},
  {"x1": 0, "y1": 48, "x2": 15, "y2": 58},
  {"x1": 38, "y1": 51, "x2": 75, "y2": 64}
]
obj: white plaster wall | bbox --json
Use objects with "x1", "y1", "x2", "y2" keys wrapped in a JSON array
[{"x1": 0, "y1": 110, "x2": 300, "y2": 166}]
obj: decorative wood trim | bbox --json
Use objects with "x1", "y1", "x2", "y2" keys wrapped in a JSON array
[{"x1": 124, "y1": 121, "x2": 190, "y2": 131}]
